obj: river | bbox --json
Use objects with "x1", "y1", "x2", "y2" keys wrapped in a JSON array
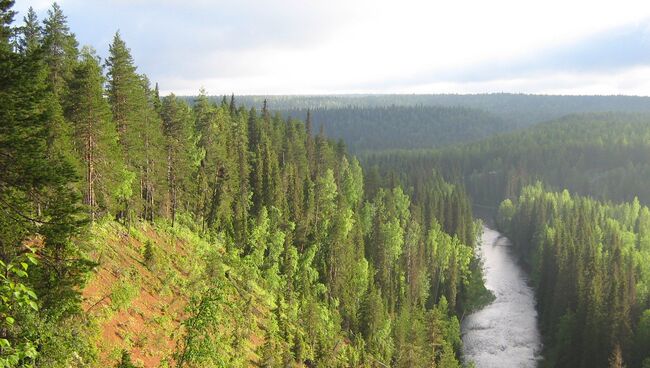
[{"x1": 461, "y1": 225, "x2": 542, "y2": 367}]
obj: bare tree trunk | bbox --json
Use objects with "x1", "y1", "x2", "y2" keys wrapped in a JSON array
[
  {"x1": 167, "y1": 145, "x2": 176, "y2": 227},
  {"x1": 86, "y1": 115, "x2": 95, "y2": 222},
  {"x1": 171, "y1": 174, "x2": 176, "y2": 227},
  {"x1": 206, "y1": 175, "x2": 220, "y2": 230}
]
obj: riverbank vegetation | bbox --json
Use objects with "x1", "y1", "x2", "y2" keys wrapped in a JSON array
[{"x1": 497, "y1": 184, "x2": 650, "y2": 368}]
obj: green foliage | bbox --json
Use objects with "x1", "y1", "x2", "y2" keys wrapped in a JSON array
[
  {"x1": 0, "y1": 2, "x2": 95, "y2": 365},
  {"x1": 110, "y1": 275, "x2": 139, "y2": 312},
  {"x1": 285, "y1": 105, "x2": 513, "y2": 153},
  {"x1": 499, "y1": 185, "x2": 649, "y2": 368},
  {"x1": 161, "y1": 94, "x2": 198, "y2": 226},
  {"x1": 461, "y1": 261, "x2": 495, "y2": 314},
  {"x1": 175, "y1": 262, "x2": 250, "y2": 368},
  {"x1": 115, "y1": 350, "x2": 136, "y2": 368},
  {"x1": 369, "y1": 112, "x2": 650, "y2": 207},
  {"x1": 42, "y1": 1, "x2": 78, "y2": 97},
  {"x1": 231, "y1": 93, "x2": 650, "y2": 127},
  {"x1": 0, "y1": 252, "x2": 39, "y2": 367},
  {"x1": 142, "y1": 240, "x2": 155, "y2": 269},
  {"x1": 16, "y1": 7, "x2": 41, "y2": 54},
  {"x1": 634, "y1": 310, "x2": 650, "y2": 367},
  {"x1": 66, "y1": 46, "x2": 126, "y2": 218},
  {"x1": 106, "y1": 31, "x2": 165, "y2": 223},
  {"x1": 0, "y1": 3, "x2": 480, "y2": 367}
]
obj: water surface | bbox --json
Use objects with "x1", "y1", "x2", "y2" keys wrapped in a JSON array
[{"x1": 461, "y1": 225, "x2": 542, "y2": 367}]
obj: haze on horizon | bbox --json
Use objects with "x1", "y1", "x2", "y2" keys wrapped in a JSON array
[{"x1": 14, "y1": 0, "x2": 650, "y2": 96}]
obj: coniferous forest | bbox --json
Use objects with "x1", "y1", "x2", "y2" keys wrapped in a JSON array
[
  {"x1": 496, "y1": 184, "x2": 650, "y2": 368},
  {"x1": 3, "y1": 2, "x2": 650, "y2": 368}
]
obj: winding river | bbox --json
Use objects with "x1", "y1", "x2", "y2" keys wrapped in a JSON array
[{"x1": 461, "y1": 225, "x2": 542, "y2": 367}]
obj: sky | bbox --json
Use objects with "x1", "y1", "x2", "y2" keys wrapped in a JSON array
[{"x1": 12, "y1": 0, "x2": 650, "y2": 95}]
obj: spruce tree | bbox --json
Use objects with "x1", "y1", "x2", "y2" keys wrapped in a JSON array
[
  {"x1": 193, "y1": 89, "x2": 219, "y2": 229},
  {"x1": 229, "y1": 93, "x2": 236, "y2": 117},
  {"x1": 42, "y1": 2, "x2": 78, "y2": 97},
  {"x1": 40, "y1": 3, "x2": 80, "y2": 175},
  {"x1": 0, "y1": 1, "x2": 92, "y2": 362},
  {"x1": 0, "y1": 0, "x2": 15, "y2": 44},
  {"x1": 17, "y1": 6, "x2": 40, "y2": 54},
  {"x1": 106, "y1": 31, "x2": 141, "y2": 149}
]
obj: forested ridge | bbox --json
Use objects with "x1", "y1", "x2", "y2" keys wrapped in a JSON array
[
  {"x1": 281, "y1": 106, "x2": 513, "y2": 153},
  {"x1": 205, "y1": 94, "x2": 650, "y2": 127},
  {"x1": 186, "y1": 95, "x2": 650, "y2": 154},
  {"x1": 0, "y1": 2, "x2": 485, "y2": 367},
  {"x1": 365, "y1": 112, "x2": 650, "y2": 206}
]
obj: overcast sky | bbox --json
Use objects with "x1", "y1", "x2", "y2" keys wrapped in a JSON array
[{"x1": 12, "y1": 0, "x2": 650, "y2": 95}]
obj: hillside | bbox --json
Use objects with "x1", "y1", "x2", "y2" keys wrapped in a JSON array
[
  {"x1": 81, "y1": 220, "x2": 212, "y2": 366},
  {"x1": 282, "y1": 106, "x2": 513, "y2": 153},
  {"x1": 365, "y1": 112, "x2": 650, "y2": 205},
  {"x1": 208, "y1": 94, "x2": 650, "y2": 127}
]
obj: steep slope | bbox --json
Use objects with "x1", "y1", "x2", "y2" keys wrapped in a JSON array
[{"x1": 81, "y1": 218, "x2": 276, "y2": 367}]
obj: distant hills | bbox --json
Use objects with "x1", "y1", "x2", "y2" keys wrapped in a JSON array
[{"x1": 187, "y1": 94, "x2": 650, "y2": 152}]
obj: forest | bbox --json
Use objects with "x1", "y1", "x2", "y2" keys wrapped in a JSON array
[
  {"x1": 497, "y1": 184, "x2": 650, "y2": 368},
  {"x1": 223, "y1": 94, "x2": 650, "y2": 127},
  {"x1": 364, "y1": 112, "x2": 650, "y2": 367},
  {"x1": 193, "y1": 95, "x2": 650, "y2": 154},
  {"x1": 0, "y1": 2, "x2": 486, "y2": 367},
  {"x1": 4, "y1": 1, "x2": 650, "y2": 368},
  {"x1": 365, "y1": 112, "x2": 650, "y2": 206},
  {"x1": 281, "y1": 106, "x2": 513, "y2": 153}
]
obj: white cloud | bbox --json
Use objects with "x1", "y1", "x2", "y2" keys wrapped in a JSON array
[{"x1": 13, "y1": 0, "x2": 650, "y2": 95}]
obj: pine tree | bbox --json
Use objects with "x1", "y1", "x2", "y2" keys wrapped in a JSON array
[
  {"x1": 106, "y1": 31, "x2": 162, "y2": 222},
  {"x1": 161, "y1": 94, "x2": 197, "y2": 226},
  {"x1": 66, "y1": 46, "x2": 125, "y2": 220}
]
